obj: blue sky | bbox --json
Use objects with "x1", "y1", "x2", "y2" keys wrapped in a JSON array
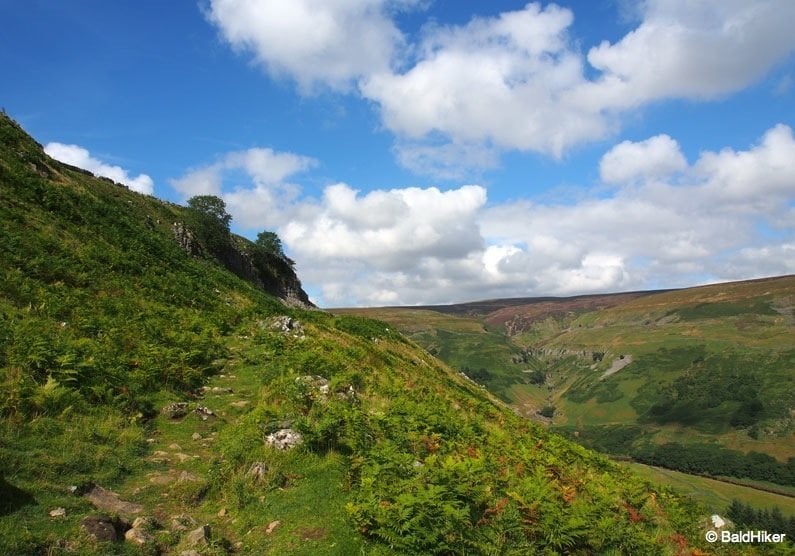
[{"x1": 2, "y1": 1, "x2": 795, "y2": 306}]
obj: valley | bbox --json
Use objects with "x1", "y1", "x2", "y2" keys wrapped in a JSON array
[{"x1": 337, "y1": 276, "x2": 795, "y2": 522}]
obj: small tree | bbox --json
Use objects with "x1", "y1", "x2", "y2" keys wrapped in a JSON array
[
  {"x1": 186, "y1": 195, "x2": 231, "y2": 255},
  {"x1": 255, "y1": 231, "x2": 284, "y2": 257}
]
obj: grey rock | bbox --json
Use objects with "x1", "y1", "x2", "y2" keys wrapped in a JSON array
[
  {"x1": 265, "y1": 428, "x2": 303, "y2": 450},
  {"x1": 161, "y1": 402, "x2": 190, "y2": 419},
  {"x1": 80, "y1": 514, "x2": 126, "y2": 542},
  {"x1": 83, "y1": 484, "x2": 143, "y2": 517},
  {"x1": 125, "y1": 527, "x2": 155, "y2": 545},
  {"x1": 186, "y1": 524, "x2": 210, "y2": 546}
]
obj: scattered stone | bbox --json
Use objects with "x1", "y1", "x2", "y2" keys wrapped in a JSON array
[
  {"x1": 194, "y1": 406, "x2": 215, "y2": 420},
  {"x1": 124, "y1": 527, "x2": 155, "y2": 546},
  {"x1": 217, "y1": 507, "x2": 227, "y2": 517},
  {"x1": 175, "y1": 453, "x2": 196, "y2": 463},
  {"x1": 132, "y1": 516, "x2": 157, "y2": 530},
  {"x1": 247, "y1": 462, "x2": 268, "y2": 481},
  {"x1": 268, "y1": 315, "x2": 303, "y2": 335},
  {"x1": 186, "y1": 524, "x2": 210, "y2": 547},
  {"x1": 265, "y1": 520, "x2": 281, "y2": 535},
  {"x1": 711, "y1": 514, "x2": 726, "y2": 529},
  {"x1": 168, "y1": 443, "x2": 183, "y2": 451},
  {"x1": 231, "y1": 400, "x2": 250, "y2": 408},
  {"x1": 49, "y1": 507, "x2": 67, "y2": 518},
  {"x1": 161, "y1": 402, "x2": 190, "y2": 419},
  {"x1": 80, "y1": 514, "x2": 126, "y2": 542},
  {"x1": 170, "y1": 514, "x2": 197, "y2": 532},
  {"x1": 296, "y1": 375, "x2": 329, "y2": 396},
  {"x1": 265, "y1": 429, "x2": 303, "y2": 451},
  {"x1": 146, "y1": 438, "x2": 156, "y2": 444},
  {"x1": 191, "y1": 432, "x2": 202, "y2": 441},
  {"x1": 210, "y1": 386, "x2": 233, "y2": 394},
  {"x1": 178, "y1": 471, "x2": 199, "y2": 483},
  {"x1": 83, "y1": 484, "x2": 143, "y2": 517},
  {"x1": 180, "y1": 551, "x2": 202, "y2": 556},
  {"x1": 149, "y1": 473, "x2": 175, "y2": 486},
  {"x1": 335, "y1": 384, "x2": 356, "y2": 401}
]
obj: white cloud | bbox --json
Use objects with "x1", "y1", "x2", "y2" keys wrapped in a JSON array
[
  {"x1": 599, "y1": 134, "x2": 687, "y2": 184},
  {"x1": 206, "y1": 1, "x2": 795, "y2": 174},
  {"x1": 177, "y1": 126, "x2": 794, "y2": 306},
  {"x1": 360, "y1": 0, "x2": 795, "y2": 169},
  {"x1": 583, "y1": 0, "x2": 795, "y2": 107},
  {"x1": 170, "y1": 147, "x2": 316, "y2": 227},
  {"x1": 204, "y1": 0, "x2": 414, "y2": 91},
  {"x1": 44, "y1": 142, "x2": 154, "y2": 195}
]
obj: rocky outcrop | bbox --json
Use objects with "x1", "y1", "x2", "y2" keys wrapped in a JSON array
[{"x1": 171, "y1": 224, "x2": 313, "y2": 308}]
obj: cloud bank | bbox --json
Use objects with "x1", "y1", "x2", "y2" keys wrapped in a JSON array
[
  {"x1": 172, "y1": 125, "x2": 795, "y2": 306},
  {"x1": 206, "y1": 0, "x2": 795, "y2": 174},
  {"x1": 44, "y1": 142, "x2": 154, "y2": 195}
]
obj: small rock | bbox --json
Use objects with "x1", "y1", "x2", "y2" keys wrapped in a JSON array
[
  {"x1": 191, "y1": 432, "x2": 202, "y2": 440},
  {"x1": 186, "y1": 524, "x2": 210, "y2": 546},
  {"x1": 146, "y1": 438, "x2": 156, "y2": 444},
  {"x1": 194, "y1": 406, "x2": 215, "y2": 420},
  {"x1": 80, "y1": 514, "x2": 125, "y2": 542},
  {"x1": 211, "y1": 386, "x2": 233, "y2": 394},
  {"x1": 178, "y1": 471, "x2": 199, "y2": 483},
  {"x1": 265, "y1": 428, "x2": 303, "y2": 450},
  {"x1": 168, "y1": 443, "x2": 182, "y2": 451},
  {"x1": 217, "y1": 507, "x2": 227, "y2": 517},
  {"x1": 125, "y1": 527, "x2": 155, "y2": 546},
  {"x1": 83, "y1": 484, "x2": 143, "y2": 516},
  {"x1": 132, "y1": 516, "x2": 158, "y2": 530},
  {"x1": 49, "y1": 507, "x2": 67, "y2": 518},
  {"x1": 247, "y1": 462, "x2": 268, "y2": 481},
  {"x1": 265, "y1": 520, "x2": 281, "y2": 535},
  {"x1": 175, "y1": 453, "x2": 196, "y2": 463},
  {"x1": 180, "y1": 551, "x2": 202, "y2": 556},
  {"x1": 161, "y1": 402, "x2": 190, "y2": 419},
  {"x1": 170, "y1": 514, "x2": 197, "y2": 532},
  {"x1": 231, "y1": 400, "x2": 250, "y2": 408}
]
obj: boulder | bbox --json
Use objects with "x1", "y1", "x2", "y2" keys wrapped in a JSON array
[
  {"x1": 124, "y1": 526, "x2": 155, "y2": 546},
  {"x1": 80, "y1": 514, "x2": 126, "y2": 542},
  {"x1": 265, "y1": 428, "x2": 303, "y2": 451},
  {"x1": 83, "y1": 484, "x2": 143, "y2": 517},
  {"x1": 186, "y1": 524, "x2": 210, "y2": 547}
]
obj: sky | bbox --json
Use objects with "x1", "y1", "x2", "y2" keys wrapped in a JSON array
[{"x1": 2, "y1": 0, "x2": 795, "y2": 307}]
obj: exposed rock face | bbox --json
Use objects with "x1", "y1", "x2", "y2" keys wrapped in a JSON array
[
  {"x1": 172, "y1": 222, "x2": 202, "y2": 257},
  {"x1": 171, "y1": 224, "x2": 313, "y2": 308}
]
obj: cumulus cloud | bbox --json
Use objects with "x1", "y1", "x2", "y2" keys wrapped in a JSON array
[
  {"x1": 205, "y1": 0, "x2": 795, "y2": 173},
  {"x1": 204, "y1": 0, "x2": 416, "y2": 91},
  {"x1": 178, "y1": 125, "x2": 795, "y2": 306},
  {"x1": 599, "y1": 134, "x2": 687, "y2": 184},
  {"x1": 170, "y1": 147, "x2": 316, "y2": 227},
  {"x1": 44, "y1": 142, "x2": 154, "y2": 195}
]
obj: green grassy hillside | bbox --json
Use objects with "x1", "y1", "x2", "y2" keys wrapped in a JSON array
[
  {"x1": 342, "y1": 277, "x2": 795, "y2": 494},
  {"x1": 0, "y1": 113, "x2": 726, "y2": 554}
]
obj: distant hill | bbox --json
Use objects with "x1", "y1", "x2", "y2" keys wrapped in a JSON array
[
  {"x1": 0, "y1": 112, "x2": 721, "y2": 553},
  {"x1": 340, "y1": 275, "x2": 795, "y2": 491}
]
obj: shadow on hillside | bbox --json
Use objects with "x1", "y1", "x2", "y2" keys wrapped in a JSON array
[{"x1": 0, "y1": 475, "x2": 36, "y2": 515}]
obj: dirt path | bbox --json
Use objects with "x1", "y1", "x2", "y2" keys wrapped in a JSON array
[{"x1": 600, "y1": 355, "x2": 633, "y2": 379}]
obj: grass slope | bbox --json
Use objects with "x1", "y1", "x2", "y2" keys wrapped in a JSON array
[{"x1": 0, "y1": 113, "x2": 725, "y2": 554}]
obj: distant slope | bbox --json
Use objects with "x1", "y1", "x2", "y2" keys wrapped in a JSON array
[
  {"x1": 0, "y1": 113, "x2": 720, "y2": 553},
  {"x1": 342, "y1": 276, "x2": 795, "y2": 490}
]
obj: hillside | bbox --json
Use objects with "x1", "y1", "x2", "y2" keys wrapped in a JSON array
[
  {"x1": 0, "y1": 113, "x2": 730, "y2": 554},
  {"x1": 340, "y1": 277, "x2": 795, "y2": 495}
]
